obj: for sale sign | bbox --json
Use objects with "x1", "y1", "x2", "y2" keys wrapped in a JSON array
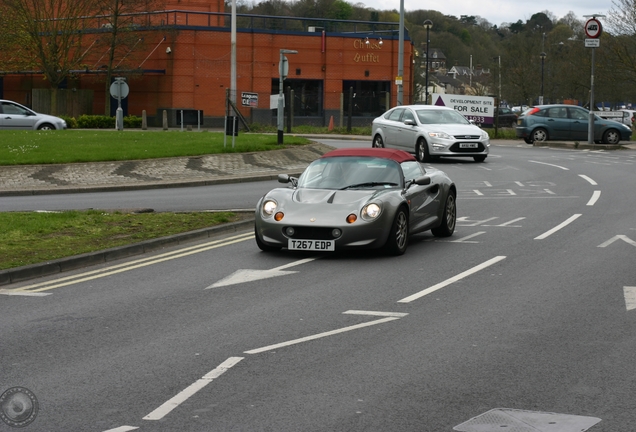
[{"x1": 431, "y1": 94, "x2": 495, "y2": 126}]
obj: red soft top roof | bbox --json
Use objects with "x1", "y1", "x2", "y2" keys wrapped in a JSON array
[{"x1": 321, "y1": 148, "x2": 416, "y2": 163}]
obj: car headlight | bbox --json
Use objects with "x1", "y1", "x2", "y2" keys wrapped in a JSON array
[
  {"x1": 262, "y1": 200, "x2": 277, "y2": 216},
  {"x1": 481, "y1": 131, "x2": 489, "y2": 139},
  {"x1": 428, "y1": 131, "x2": 453, "y2": 140},
  {"x1": 362, "y1": 203, "x2": 381, "y2": 220}
]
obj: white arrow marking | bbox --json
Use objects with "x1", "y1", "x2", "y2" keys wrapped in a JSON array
[
  {"x1": 624, "y1": 287, "x2": 636, "y2": 311},
  {"x1": 206, "y1": 258, "x2": 316, "y2": 289},
  {"x1": 102, "y1": 427, "x2": 139, "y2": 432},
  {"x1": 597, "y1": 235, "x2": 636, "y2": 248}
]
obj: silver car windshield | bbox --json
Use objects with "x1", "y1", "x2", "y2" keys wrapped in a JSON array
[
  {"x1": 416, "y1": 109, "x2": 470, "y2": 125},
  {"x1": 298, "y1": 157, "x2": 402, "y2": 190}
]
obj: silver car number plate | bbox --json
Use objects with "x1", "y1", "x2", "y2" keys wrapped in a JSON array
[
  {"x1": 459, "y1": 142, "x2": 479, "y2": 148},
  {"x1": 288, "y1": 239, "x2": 335, "y2": 251}
]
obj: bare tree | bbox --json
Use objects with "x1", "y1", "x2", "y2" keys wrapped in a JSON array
[{"x1": 1, "y1": 0, "x2": 95, "y2": 88}]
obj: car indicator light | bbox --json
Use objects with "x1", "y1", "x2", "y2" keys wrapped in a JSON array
[
  {"x1": 274, "y1": 212, "x2": 284, "y2": 221},
  {"x1": 346, "y1": 214, "x2": 357, "y2": 224}
]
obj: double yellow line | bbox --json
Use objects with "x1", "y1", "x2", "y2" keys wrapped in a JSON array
[{"x1": 10, "y1": 232, "x2": 254, "y2": 294}]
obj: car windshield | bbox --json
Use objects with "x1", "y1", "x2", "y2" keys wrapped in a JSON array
[
  {"x1": 415, "y1": 109, "x2": 470, "y2": 125},
  {"x1": 297, "y1": 156, "x2": 402, "y2": 190}
]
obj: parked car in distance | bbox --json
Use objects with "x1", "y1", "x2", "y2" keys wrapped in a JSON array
[
  {"x1": 371, "y1": 105, "x2": 490, "y2": 163},
  {"x1": 0, "y1": 100, "x2": 67, "y2": 130},
  {"x1": 254, "y1": 148, "x2": 457, "y2": 256},
  {"x1": 515, "y1": 104, "x2": 632, "y2": 145},
  {"x1": 497, "y1": 107, "x2": 518, "y2": 127},
  {"x1": 619, "y1": 109, "x2": 636, "y2": 126}
]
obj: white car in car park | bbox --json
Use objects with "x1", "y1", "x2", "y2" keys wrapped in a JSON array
[
  {"x1": 371, "y1": 105, "x2": 490, "y2": 163},
  {"x1": 0, "y1": 99, "x2": 67, "y2": 130}
]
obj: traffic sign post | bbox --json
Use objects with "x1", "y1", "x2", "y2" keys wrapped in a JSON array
[
  {"x1": 277, "y1": 49, "x2": 298, "y2": 144},
  {"x1": 584, "y1": 15, "x2": 604, "y2": 145},
  {"x1": 109, "y1": 77, "x2": 129, "y2": 131}
]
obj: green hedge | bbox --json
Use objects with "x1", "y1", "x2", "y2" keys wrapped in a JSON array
[{"x1": 63, "y1": 115, "x2": 142, "y2": 129}]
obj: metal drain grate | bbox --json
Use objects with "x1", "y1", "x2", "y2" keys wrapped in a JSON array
[{"x1": 454, "y1": 408, "x2": 601, "y2": 432}]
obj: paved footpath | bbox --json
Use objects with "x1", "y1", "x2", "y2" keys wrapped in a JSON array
[{"x1": 0, "y1": 142, "x2": 337, "y2": 196}]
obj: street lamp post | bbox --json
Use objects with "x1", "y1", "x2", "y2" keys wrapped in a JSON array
[
  {"x1": 539, "y1": 51, "x2": 546, "y2": 105},
  {"x1": 278, "y1": 49, "x2": 298, "y2": 144},
  {"x1": 423, "y1": 20, "x2": 433, "y2": 104}
]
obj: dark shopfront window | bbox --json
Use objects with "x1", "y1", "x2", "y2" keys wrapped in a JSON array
[
  {"x1": 272, "y1": 79, "x2": 323, "y2": 117},
  {"x1": 343, "y1": 81, "x2": 390, "y2": 117}
]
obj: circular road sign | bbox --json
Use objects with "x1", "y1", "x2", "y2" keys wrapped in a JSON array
[
  {"x1": 585, "y1": 18, "x2": 602, "y2": 39},
  {"x1": 109, "y1": 80, "x2": 130, "y2": 99}
]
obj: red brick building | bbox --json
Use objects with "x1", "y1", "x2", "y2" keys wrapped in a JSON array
[{"x1": 0, "y1": 0, "x2": 414, "y2": 127}]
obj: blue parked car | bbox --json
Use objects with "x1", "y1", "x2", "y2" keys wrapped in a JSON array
[{"x1": 515, "y1": 104, "x2": 632, "y2": 144}]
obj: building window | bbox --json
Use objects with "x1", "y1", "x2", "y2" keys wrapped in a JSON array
[
  {"x1": 342, "y1": 80, "x2": 390, "y2": 117},
  {"x1": 272, "y1": 79, "x2": 323, "y2": 117}
]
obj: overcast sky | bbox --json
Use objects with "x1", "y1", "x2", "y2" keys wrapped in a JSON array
[{"x1": 365, "y1": 0, "x2": 614, "y2": 27}]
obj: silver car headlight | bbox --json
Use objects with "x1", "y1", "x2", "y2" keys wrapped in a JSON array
[
  {"x1": 262, "y1": 199, "x2": 277, "y2": 216},
  {"x1": 361, "y1": 203, "x2": 381, "y2": 220},
  {"x1": 428, "y1": 131, "x2": 453, "y2": 140}
]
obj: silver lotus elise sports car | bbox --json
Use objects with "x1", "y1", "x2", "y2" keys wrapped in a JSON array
[{"x1": 254, "y1": 148, "x2": 456, "y2": 255}]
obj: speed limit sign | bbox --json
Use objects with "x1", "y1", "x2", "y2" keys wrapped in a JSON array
[{"x1": 585, "y1": 18, "x2": 602, "y2": 38}]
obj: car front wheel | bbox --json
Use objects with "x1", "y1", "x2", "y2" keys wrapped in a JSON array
[
  {"x1": 372, "y1": 134, "x2": 385, "y2": 148},
  {"x1": 431, "y1": 191, "x2": 456, "y2": 237},
  {"x1": 385, "y1": 207, "x2": 409, "y2": 256},
  {"x1": 531, "y1": 128, "x2": 548, "y2": 142},
  {"x1": 603, "y1": 129, "x2": 620, "y2": 145},
  {"x1": 416, "y1": 138, "x2": 430, "y2": 162},
  {"x1": 37, "y1": 123, "x2": 55, "y2": 130}
]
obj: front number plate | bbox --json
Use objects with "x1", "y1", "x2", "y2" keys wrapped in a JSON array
[
  {"x1": 459, "y1": 142, "x2": 479, "y2": 148},
  {"x1": 288, "y1": 239, "x2": 335, "y2": 251}
]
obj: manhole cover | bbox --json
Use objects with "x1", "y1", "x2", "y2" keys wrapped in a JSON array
[{"x1": 454, "y1": 408, "x2": 601, "y2": 432}]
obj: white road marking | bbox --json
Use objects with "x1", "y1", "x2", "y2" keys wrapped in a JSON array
[
  {"x1": 456, "y1": 217, "x2": 498, "y2": 227},
  {"x1": 343, "y1": 310, "x2": 409, "y2": 318},
  {"x1": 206, "y1": 258, "x2": 317, "y2": 289},
  {"x1": 397, "y1": 256, "x2": 507, "y2": 303},
  {"x1": 449, "y1": 232, "x2": 486, "y2": 243},
  {"x1": 529, "y1": 160, "x2": 569, "y2": 170},
  {"x1": 598, "y1": 235, "x2": 636, "y2": 248},
  {"x1": 0, "y1": 290, "x2": 51, "y2": 297},
  {"x1": 624, "y1": 287, "x2": 636, "y2": 311},
  {"x1": 484, "y1": 217, "x2": 525, "y2": 227},
  {"x1": 579, "y1": 174, "x2": 598, "y2": 185},
  {"x1": 244, "y1": 316, "x2": 403, "y2": 355},
  {"x1": 587, "y1": 191, "x2": 601, "y2": 206},
  {"x1": 102, "y1": 427, "x2": 139, "y2": 432},
  {"x1": 473, "y1": 189, "x2": 484, "y2": 196},
  {"x1": 143, "y1": 357, "x2": 244, "y2": 421},
  {"x1": 534, "y1": 214, "x2": 582, "y2": 240}
]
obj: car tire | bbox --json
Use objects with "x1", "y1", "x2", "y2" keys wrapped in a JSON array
[
  {"x1": 37, "y1": 123, "x2": 55, "y2": 130},
  {"x1": 431, "y1": 190, "x2": 456, "y2": 237},
  {"x1": 385, "y1": 207, "x2": 409, "y2": 256},
  {"x1": 415, "y1": 138, "x2": 430, "y2": 162},
  {"x1": 255, "y1": 227, "x2": 281, "y2": 252},
  {"x1": 372, "y1": 134, "x2": 385, "y2": 148},
  {"x1": 531, "y1": 128, "x2": 548, "y2": 142},
  {"x1": 473, "y1": 155, "x2": 487, "y2": 162},
  {"x1": 603, "y1": 129, "x2": 621, "y2": 145}
]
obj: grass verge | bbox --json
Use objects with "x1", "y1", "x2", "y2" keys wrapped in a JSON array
[
  {"x1": 0, "y1": 210, "x2": 250, "y2": 270},
  {"x1": 0, "y1": 130, "x2": 312, "y2": 165}
]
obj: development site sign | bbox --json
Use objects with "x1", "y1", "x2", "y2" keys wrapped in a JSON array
[
  {"x1": 432, "y1": 94, "x2": 495, "y2": 126},
  {"x1": 241, "y1": 92, "x2": 258, "y2": 107}
]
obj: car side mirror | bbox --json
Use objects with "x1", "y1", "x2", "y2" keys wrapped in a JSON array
[
  {"x1": 413, "y1": 176, "x2": 431, "y2": 186},
  {"x1": 404, "y1": 119, "x2": 416, "y2": 126},
  {"x1": 278, "y1": 174, "x2": 298, "y2": 187}
]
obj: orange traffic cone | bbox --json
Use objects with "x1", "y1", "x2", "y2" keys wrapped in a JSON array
[{"x1": 328, "y1": 115, "x2": 334, "y2": 131}]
